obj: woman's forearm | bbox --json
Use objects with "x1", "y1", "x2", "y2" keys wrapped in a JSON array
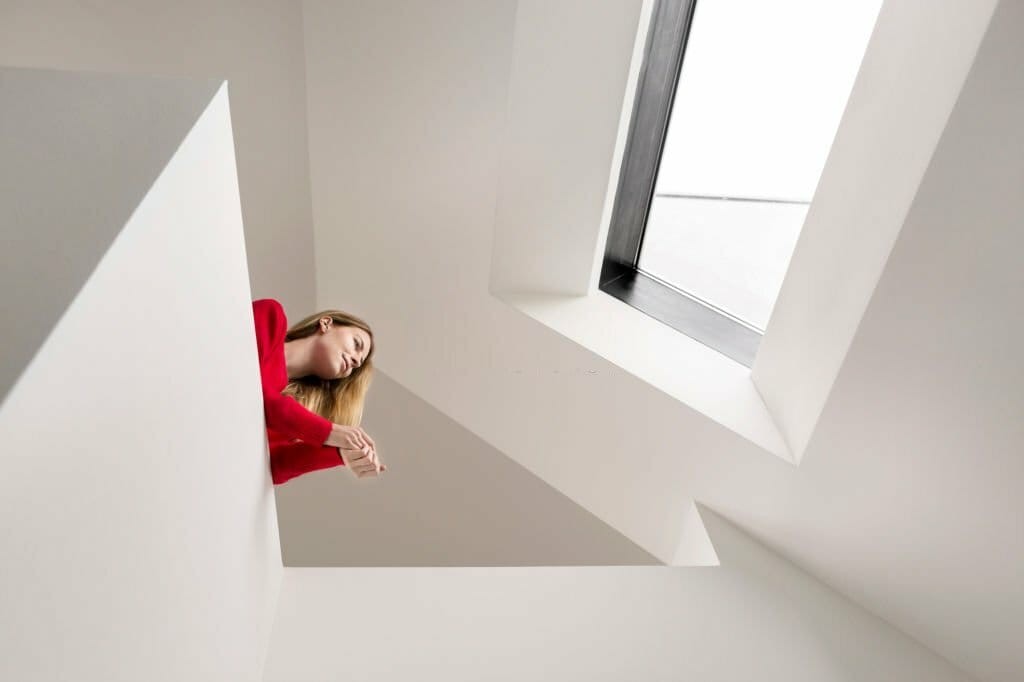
[{"x1": 262, "y1": 391, "x2": 334, "y2": 445}]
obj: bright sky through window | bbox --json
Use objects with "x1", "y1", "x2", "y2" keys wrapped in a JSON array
[{"x1": 638, "y1": 0, "x2": 883, "y2": 330}]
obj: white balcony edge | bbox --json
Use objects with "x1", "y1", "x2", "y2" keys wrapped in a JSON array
[{"x1": 496, "y1": 289, "x2": 793, "y2": 463}]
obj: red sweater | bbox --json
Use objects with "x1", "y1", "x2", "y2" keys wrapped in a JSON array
[{"x1": 252, "y1": 298, "x2": 346, "y2": 484}]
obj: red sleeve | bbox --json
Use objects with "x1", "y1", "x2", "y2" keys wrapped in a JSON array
[
  {"x1": 252, "y1": 299, "x2": 334, "y2": 446},
  {"x1": 270, "y1": 441, "x2": 346, "y2": 485}
]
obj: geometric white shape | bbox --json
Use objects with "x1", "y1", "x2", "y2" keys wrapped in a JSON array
[
  {"x1": 276, "y1": 370, "x2": 661, "y2": 567},
  {"x1": 0, "y1": 67, "x2": 222, "y2": 408},
  {"x1": 0, "y1": 71, "x2": 280, "y2": 682},
  {"x1": 498, "y1": 290, "x2": 792, "y2": 463},
  {"x1": 751, "y1": 0, "x2": 1000, "y2": 461},
  {"x1": 671, "y1": 501, "x2": 719, "y2": 566},
  {"x1": 264, "y1": 520, "x2": 968, "y2": 682}
]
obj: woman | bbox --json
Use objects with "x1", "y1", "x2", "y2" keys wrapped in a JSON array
[{"x1": 252, "y1": 298, "x2": 386, "y2": 485}]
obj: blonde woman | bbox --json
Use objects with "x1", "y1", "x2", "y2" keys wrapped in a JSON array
[{"x1": 252, "y1": 298, "x2": 386, "y2": 484}]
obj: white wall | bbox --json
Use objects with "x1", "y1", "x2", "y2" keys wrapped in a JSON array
[
  {"x1": 0, "y1": 67, "x2": 220, "y2": 405},
  {"x1": 750, "y1": 2, "x2": 1024, "y2": 677},
  {"x1": 488, "y1": 0, "x2": 644, "y2": 295},
  {"x1": 0, "y1": 70, "x2": 281, "y2": 681},
  {"x1": 300, "y1": 1, "x2": 1024, "y2": 679},
  {"x1": 0, "y1": 0, "x2": 317, "y2": 314},
  {"x1": 274, "y1": 370, "x2": 659, "y2": 567},
  {"x1": 751, "y1": 0, "x2": 999, "y2": 459},
  {"x1": 263, "y1": 508, "x2": 971, "y2": 682},
  {"x1": 303, "y1": 0, "x2": 714, "y2": 568}
]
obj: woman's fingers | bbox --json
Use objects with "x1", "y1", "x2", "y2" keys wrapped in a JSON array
[
  {"x1": 347, "y1": 458, "x2": 373, "y2": 477},
  {"x1": 343, "y1": 446, "x2": 384, "y2": 478},
  {"x1": 341, "y1": 448, "x2": 365, "y2": 468},
  {"x1": 332, "y1": 424, "x2": 363, "y2": 450},
  {"x1": 354, "y1": 463, "x2": 379, "y2": 478},
  {"x1": 358, "y1": 446, "x2": 380, "y2": 469},
  {"x1": 334, "y1": 425, "x2": 376, "y2": 452},
  {"x1": 363, "y1": 453, "x2": 381, "y2": 476},
  {"x1": 366, "y1": 449, "x2": 382, "y2": 476}
]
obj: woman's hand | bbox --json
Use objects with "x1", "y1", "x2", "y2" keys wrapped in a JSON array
[
  {"x1": 325, "y1": 423, "x2": 376, "y2": 451},
  {"x1": 340, "y1": 445, "x2": 387, "y2": 479}
]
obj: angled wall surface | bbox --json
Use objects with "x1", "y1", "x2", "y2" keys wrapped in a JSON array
[
  {"x1": 263, "y1": 509, "x2": 972, "y2": 682},
  {"x1": 0, "y1": 0, "x2": 318, "y2": 315},
  {"x1": 759, "y1": 2, "x2": 1024, "y2": 677},
  {"x1": 275, "y1": 370, "x2": 659, "y2": 567},
  {"x1": 751, "y1": 0, "x2": 1000, "y2": 460},
  {"x1": 302, "y1": 0, "x2": 712, "y2": 567},
  {"x1": 0, "y1": 67, "x2": 222, "y2": 405},
  {"x1": 300, "y1": 0, "x2": 1024, "y2": 679},
  {"x1": 0, "y1": 69, "x2": 281, "y2": 682}
]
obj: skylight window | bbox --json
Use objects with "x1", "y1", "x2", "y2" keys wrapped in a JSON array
[{"x1": 602, "y1": 0, "x2": 882, "y2": 365}]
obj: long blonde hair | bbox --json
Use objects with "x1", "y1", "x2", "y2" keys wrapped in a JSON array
[{"x1": 281, "y1": 308, "x2": 375, "y2": 426}]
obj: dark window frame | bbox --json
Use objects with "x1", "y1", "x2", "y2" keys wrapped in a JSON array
[{"x1": 600, "y1": 0, "x2": 762, "y2": 368}]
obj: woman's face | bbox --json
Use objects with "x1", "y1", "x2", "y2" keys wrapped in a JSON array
[{"x1": 312, "y1": 319, "x2": 372, "y2": 380}]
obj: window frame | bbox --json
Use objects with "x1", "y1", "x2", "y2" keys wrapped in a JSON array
[{"x1": 600, "y1": 0, "x2": 762, "y2": 368}]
